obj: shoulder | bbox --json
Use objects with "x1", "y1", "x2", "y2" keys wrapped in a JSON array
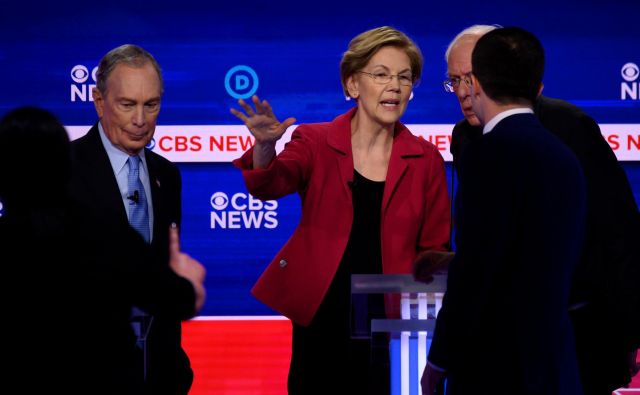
[
  {"x1": 397, "y1": 124, "x2": 444, "y2": 164},
  {"x1": 146, "y1": 149, "x2": 179, "y2": 175},
  {"x1": 70, "y1": 124, "x2": 99, "y2": 153},
  {"x1": 293, "y1": 121, "x2": 333, "y2": 138},
  {"x1": 536, "y1": 96, "x2": 599, "y2": 132}
]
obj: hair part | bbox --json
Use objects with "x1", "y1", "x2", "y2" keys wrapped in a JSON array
[
  {"x1": 340, "y1": 26, "x2": 423, "y2": 97},
  {"x1": 96, "y1": 44, "x2": 163, "y2": 95},
  {"x1": 471, "y1": 27, "x2": 545, "y2": 105}
]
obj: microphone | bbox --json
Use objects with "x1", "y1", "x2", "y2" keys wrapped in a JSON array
[{"x1": 127, "y1": 190, "x2": 139, "y2": 204}]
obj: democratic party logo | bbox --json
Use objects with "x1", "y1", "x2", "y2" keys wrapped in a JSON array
[
  {"x1": 210, "y1": 191, "x2": 277, "y2": 229},
  {"x1": 224, "y1": 65, "x2": 259, "y2": 100},
  {"x1": 70, "y1": 64, "x2": 98, "y2": 102},
  {"x1": 620, "y1": 62, "x2": 639, "y2": 100}
]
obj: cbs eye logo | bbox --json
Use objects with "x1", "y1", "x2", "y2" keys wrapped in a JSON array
[
  {"x1": 210, "y1": 191, "x2": 277, "y2": 229},
  {"x1": 621, "y1": 63, "x2": 639, "y2": 82},
  {"x1": 224, "y1": 65, "x2": 259, "y2": 100},
  {"x1": 70, "y1": 64, "x2": 98, "y2": 102},
  {"x1": 620, "y1": 62, "x2": 640, "y2": 101},
  {"x1": 210, "y1": 192, "x2": 230, "y2": 210}
]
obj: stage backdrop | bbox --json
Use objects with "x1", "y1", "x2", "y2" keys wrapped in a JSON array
[{"x1": 1, "y1": 1, "x2": 639, "y2": 394}]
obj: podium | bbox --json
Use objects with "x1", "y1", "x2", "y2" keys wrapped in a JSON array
[{"x1": 351, "y1": 274, "x2": 447, "y2": 395}]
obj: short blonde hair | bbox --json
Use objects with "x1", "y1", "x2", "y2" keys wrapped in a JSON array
[{"x1": 340, "y1": 26, "x2": 423, "y2": 97}]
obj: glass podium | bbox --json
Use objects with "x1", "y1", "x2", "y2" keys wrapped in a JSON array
[{"x1": 351, "y1": 273, "x2": 447, "y2": 395}]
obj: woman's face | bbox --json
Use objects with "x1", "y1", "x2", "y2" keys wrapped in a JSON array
[{"x1": 347, "y1": 46, "x2": 414, "y2": 128}]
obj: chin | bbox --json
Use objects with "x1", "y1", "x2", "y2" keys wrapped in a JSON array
[{"x1": 466, "y1": 115, "x2": 481, "y2": 127}]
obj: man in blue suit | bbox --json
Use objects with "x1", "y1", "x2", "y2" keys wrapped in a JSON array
[
  {"x1": 423, "y1": 27, "x2": 586, "y2": 395},
  {"x1": 441, "y1": 25, "x2": 640, "y2": 395}
]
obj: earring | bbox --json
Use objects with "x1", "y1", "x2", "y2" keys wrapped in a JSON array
[{"x1": 409, "y1": 91, "x2": 414, "y2": 101}]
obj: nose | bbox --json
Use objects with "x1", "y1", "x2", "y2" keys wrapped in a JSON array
[
  {"x1": 387, "y1": 75, "x2": 402, "y2": 91},
  {"x1": 455, "y1": 81, "x2": 470, "y2": 100},
  {"x1": 132, "y1": 105, "x2": 145, "y2": 127}
]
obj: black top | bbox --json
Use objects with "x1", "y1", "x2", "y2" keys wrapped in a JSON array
[
  {"x1": 313, "y1": 169, "x2": 385, "y2": 330},
  {"x1": 289, "y1": 170, "x2": 390, "y2": 394}
]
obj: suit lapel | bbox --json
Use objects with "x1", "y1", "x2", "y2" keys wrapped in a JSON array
[
  {"x1": 327, "y1": 109, "x2": 356, "y2": 196},
  {"x1": 145, "y1": 150, "x2": 163, "y2": 245},
  {"x1": 382, "y1": 125, "x2": 424, "y2": 215},
  {"x1": 80, "y1": 125, "x2": 129, "y2": 224}
]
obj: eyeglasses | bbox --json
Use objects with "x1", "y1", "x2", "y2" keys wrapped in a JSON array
[
  {"x1": 358, "y1": 71, "x2": 414, "y2": 87},
  {"x1": 443, "y1": 74, "x2": 472, "y2": 93}
]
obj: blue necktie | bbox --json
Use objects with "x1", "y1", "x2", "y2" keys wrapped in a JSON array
[
  {"x1": 127, "y1": 155, "x2": 152, "y2": 380},
  {"x1": 127, "y1": 156, "x2": 150, "y2": 243}
]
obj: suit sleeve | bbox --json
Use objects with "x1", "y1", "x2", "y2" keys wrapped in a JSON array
[
  {"x1": 232, "y1": 125, "x2": 316, "y2": 201},
  {"x1": 568, "y1": 114, "x2": 640, "y2": 348},
  {"x1": 418, "y1": 142, "x2": 451, "y2": 253}
]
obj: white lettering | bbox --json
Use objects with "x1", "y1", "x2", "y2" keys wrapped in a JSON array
[
  {"x1": 242, "y1": 211, "x2": 264, "y2": 228},
  {"x1": 227, "y1": 211, "x2": 242, "y2": 229},
  {"x1": 211, "y1": 211, "x2": 225, "y2": 228},
  {"x1": 231, "y1": 193, "x2": 248, "y2": 210},
  {"x1": 263, "y1": 211, "x2": 278, "y2": 229},
  {"x1": 71, "y1": 85, "x2": 86, "y2": 102},
  {"x1": 621, "y1": 82, "x2": 638, "y2": 100}
]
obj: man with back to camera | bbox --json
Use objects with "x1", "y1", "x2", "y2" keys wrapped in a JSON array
[
  {"x1": 69, "y1": 44, "x2": 196, "y2": 394},
  {"x1": 434, "y1": 24, "x2": 640, "y2": 395},
  {"x1": 422, "y1": 27, "x2": 587, "y2": 394}
]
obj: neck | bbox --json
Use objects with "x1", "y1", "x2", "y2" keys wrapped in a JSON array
[
  {"x1": 350, "y1": 113, "x2": 394, "y2": 151},
  {"x1": 481, "y1": 101, "x2": 531, "y2": 126}
]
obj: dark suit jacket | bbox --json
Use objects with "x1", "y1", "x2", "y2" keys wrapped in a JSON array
[
  {"x1": 451, "y1": 97, "x2": 640, "y2": 392},
  {"x1": 69, "y1": 124, "x2": 193, "y2": 394},
  {"x1": 431, "y1": 113, "x2": 586, "y2": 394}
]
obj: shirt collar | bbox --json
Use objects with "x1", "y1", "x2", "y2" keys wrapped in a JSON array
[
  {"x1": 483, "y1": 107, "x2": 534, "y2": 134},
  {"x1": 98, "y1": 122, "x2": 147, "y2": 175}
]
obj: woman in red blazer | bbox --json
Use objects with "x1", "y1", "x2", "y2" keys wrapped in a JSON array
[{"x1": 231, "y1": 26, "x2": 450, "y2": 395}]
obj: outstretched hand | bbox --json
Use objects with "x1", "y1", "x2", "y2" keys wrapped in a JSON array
[
  {"x1": 230, "y1": 94, "x2": 296, "y2": 145},
  {"x1": 413, "y1": 250, "x2": 455, "y2": 284},
  {"x1": 169, "y1": 224, "x2": 207, "y2": 314}
]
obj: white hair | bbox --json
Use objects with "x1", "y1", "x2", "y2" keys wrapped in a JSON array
[{"x1": 444, "y1": 25, "x2": 500, "y2": 62}]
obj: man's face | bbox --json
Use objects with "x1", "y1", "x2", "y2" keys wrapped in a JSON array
[
  {"x1": 447, "y1": 35, "x2": 480, "y2": 126},
  {"x1": 93, "y1": 62, "x2": 162, "y2": 155}
]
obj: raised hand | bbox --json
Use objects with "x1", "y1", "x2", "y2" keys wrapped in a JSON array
[
  {"x1": 230, "y1": 94, "x2": 296, "y2": 145},
  {"x1": 230, "y1": 95, "x2": 296, "y2": 169}
]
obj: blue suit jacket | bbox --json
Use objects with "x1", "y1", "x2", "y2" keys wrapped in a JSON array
[{"x1": 430, "y1": 113, "x2": 586, "y2": 394}]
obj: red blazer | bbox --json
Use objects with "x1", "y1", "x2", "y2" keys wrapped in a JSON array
[{"x1": 233, "y1": 108, "x2": 450, "y2": 326}]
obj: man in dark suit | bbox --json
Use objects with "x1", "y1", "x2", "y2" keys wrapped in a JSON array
[
  {"x1": 444, "y1": 25, "x2": 640, "y2": 395},
  {"x1": 1, "y1": 106, "x2": 206, "y2": 394},
  {"x1": 422, "y1": 27, "x2": 587, "y2": 394},
  {"x1": 69, "y1": 44, "x2": 195, "y2": 394}
]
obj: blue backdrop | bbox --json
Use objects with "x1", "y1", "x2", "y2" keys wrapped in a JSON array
[{"x1": 1, "y1": 0, "x2": 638, "y2": 315}]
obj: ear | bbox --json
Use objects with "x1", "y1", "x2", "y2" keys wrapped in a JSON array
[
  {"x1": 92, "y1": 87, "x2": 104, "y2": 118},
  {"x1": 346, "y1": 75, "x2": 359, "y2": 99},
  {"x1": 470, "y1": 74, "x2": 482, "y2": 97},
  {"x1": 537, "y1": 83, "x2": 544, "y2": 98}
]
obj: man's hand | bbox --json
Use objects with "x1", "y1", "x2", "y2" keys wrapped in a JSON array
[
  {"x1": 413, "y1": 250, "x2": 455, "y2": 284},
  {"x1": 169, "y1": 224, "x2": 206, "y2": 313},
  {"x1": 421, "y1": 362, "x2": 447, "y2": 395}
]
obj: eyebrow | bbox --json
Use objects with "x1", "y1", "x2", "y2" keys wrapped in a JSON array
[{"x1": 370, "y1": 64, "x2": 412, "y2": 73}]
